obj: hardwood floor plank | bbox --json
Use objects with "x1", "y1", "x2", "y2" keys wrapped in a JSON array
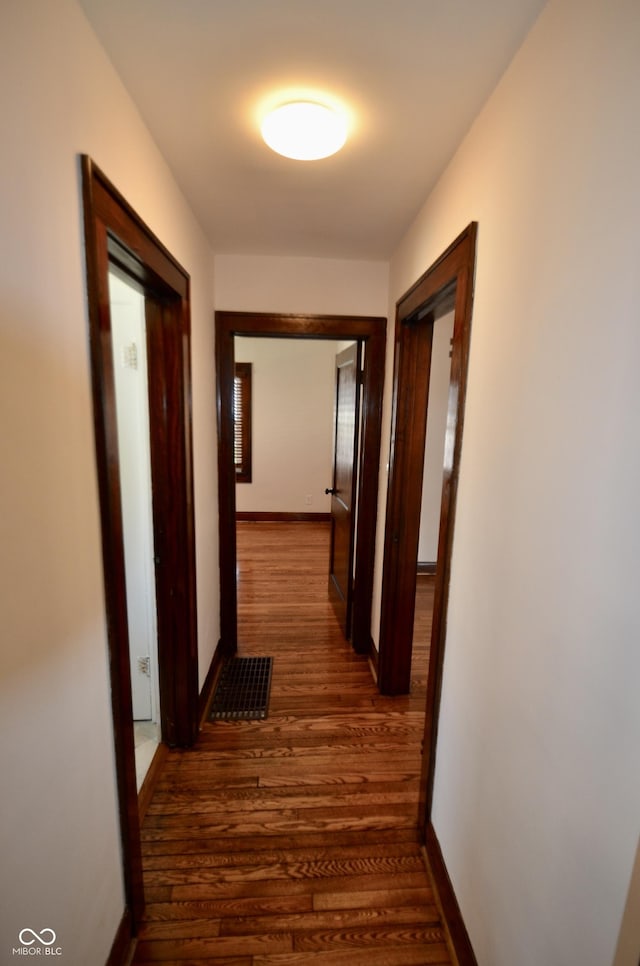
[
  {"x1": 143, "y1": 897, "x2": 312, "y2": 922},
  {"x1": 134, "y1": 933, "x2": 292, "y2": 961},
  {"x1": 253, "y1": 946, "x2": 450, "y2": 965},
  {"x1": 153, "y1": 773, "x2": 420, "y2": 798},
  {"x1": 313, "y1": 886, "x2": 435, "y2": 912},
  {"x1": 141, "y1": 828, "x2": 420, "y2": 858},
  {"x1": 153, "y1": 959, "x2": 251, "y2": 966},
  {"x1": 217, "y1": 905, "x2": 441, "y2": 938},
  {"x1": 168, "y1": 871, "x2": 430, "y2": 903},
  {"x1": 145, "y1": 787, "x2": 419, "y2": 817},
  {"x1": 138, "y1": 919, "x2": 223, "y2": 941},
  {"x1": 144, "y1": 854, "x2": 424, "y2": 889},
  {"x1": 175, "y1": 742, "x2": 422, "y2": 764},
  {"x1": 143, "y1": 841, "x2": 425, "y2": 873},
  {"x1": 291, "y1": 924, "x2": 447, "y2": 951},
  {"x1": 140, "y1": 808, "x2": 420, "y2": 840},
  {"x1": 132, "y1": 523, "x2": 450, "y2": 965}
]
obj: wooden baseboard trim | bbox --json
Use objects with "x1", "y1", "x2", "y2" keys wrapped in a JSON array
[
  {"x1": 424, "y1": 822, "x2": 478, "y2": 966},
  {"x1": 417, "y1": 561, "x2": 437, "y2": 574},
  {"x1": 236, "y1": 512, "x2": 331, "y2": 523},
  {"x1": 138, "y1": 741, "x2": 169, "y2": 824},
  {"x1": 105, "y1": 908, "x2": 134, "y2": 966},
  {"x1": 367, "y1": 637, "x2": 379, "y2": 684},
  {"x1": 198, "y1": 640, "x2": 226, "y2": 726}
]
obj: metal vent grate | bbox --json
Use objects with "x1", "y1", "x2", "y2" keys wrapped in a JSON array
[{"x1": 209, "y1": 657, "x2": 273, "y2": 721}]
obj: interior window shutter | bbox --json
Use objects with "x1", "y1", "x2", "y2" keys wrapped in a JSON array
[
  {"x1": 234, "y1": 375, "x2": 243, "y2": 468},
  {"x1": 234, "y1": 363, "x2": 252, "y2": 483}
]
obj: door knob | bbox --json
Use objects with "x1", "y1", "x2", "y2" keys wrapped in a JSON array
[{"x1": 325, "y1": 487, "x2": 336, "y2": 495}]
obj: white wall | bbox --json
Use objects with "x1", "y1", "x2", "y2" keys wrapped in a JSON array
[
  {"x1": 214, "y1": 254, "x2": 388, "y2": 317},
  {"x1": 235, "y1": 338, "x2": 337, "y2": 514},
  {"x1": 109, "y1": 272, "x2": 159, "y2": 724},
  {"x1": 417, "y1": 311, "x2": 454, "y2": 564},
  {"x1": 0, "y1": 3, "x2": 218, "y2": 963},
  {"x1": 217, "y1": 254, "x2": 388, "y2": 518},
  {"x1": 376, "y1": 0, "x2": 640, "y2": 963}
]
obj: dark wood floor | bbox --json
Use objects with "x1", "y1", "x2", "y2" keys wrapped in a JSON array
[{"x1": 132, "y1": 521, "x2": 449, "y2": 964}]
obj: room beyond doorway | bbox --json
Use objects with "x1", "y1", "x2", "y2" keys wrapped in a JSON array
[
  {"x1": 233, "y1": 335, "x2": 361, "y2": 641},
  {"x1": 215, "y1": 311, "x2": 386, "y2": 661}
]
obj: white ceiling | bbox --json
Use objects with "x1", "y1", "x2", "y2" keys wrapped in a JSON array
[{"x1": 78, "y1": 0, "x2": 546, "y2": 259}]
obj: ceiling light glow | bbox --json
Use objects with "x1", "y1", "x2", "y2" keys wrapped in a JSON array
[{"x1": 261, "y1": 101, "x2": 348, "y2": 161}]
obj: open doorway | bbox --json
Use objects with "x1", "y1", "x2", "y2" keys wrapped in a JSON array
[
  {"x1": 108, "y1": 269, "x2": 161, "y2": 789},
  {"x1": 408, "y1": 310, "x2": 455, "y2": 698},
  {"x1": 233, "y1": 336, "x2": 339, "y2": 525},
  {"x1": 81, "y1": 156, "x2": 199, "y2": 929},
  {"x1": 215, "y1": 311, "x2": 386, "y2": 661},
  {"x1": 376, "y1": 224, "x2": 477, "y2": 834},
  {"x1": 233, "y1": 335, "x2": 362, "y2": 642}
]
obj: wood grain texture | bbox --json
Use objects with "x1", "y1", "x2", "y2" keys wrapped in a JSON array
[
  {"x1": 132, "y1": 523, "x2": 449, "y2": 964},
  {"x1": 327, "y1": 341, "x2": 361, "y2": 636},
  {"x1": 425, "y1": 824, "x2": 479, "y2": 966},
  {"x1": 105, "y1": 908, "x2": 134, "y2": 966},
  {"x1": 236, "y1": 513, "x2": 331, "y2": 523},
  {"x1": 139, "y1": 742, "x2": 170, "y2": 824}
]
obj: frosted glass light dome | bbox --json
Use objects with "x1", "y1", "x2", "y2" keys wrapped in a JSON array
[{"x1": 261, "y1": 101, "x2": 348, "y2": 160}]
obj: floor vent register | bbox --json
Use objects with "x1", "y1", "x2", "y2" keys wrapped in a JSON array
[{"x1": 209, "y1": 656, "x2": 273, "y2": 721}]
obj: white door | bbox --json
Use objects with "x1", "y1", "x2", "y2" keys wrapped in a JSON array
[{"x1": 109, "y1": 270, "x2": 159, "y2": 722}]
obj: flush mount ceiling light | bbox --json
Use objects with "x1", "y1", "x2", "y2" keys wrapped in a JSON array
[{"x1": 260, "y1": 101, "x2": 348, "y2": 161}]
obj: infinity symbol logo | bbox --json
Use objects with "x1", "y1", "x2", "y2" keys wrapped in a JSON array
[{"x1": 18, "y1": 928, "x2": 56, "y2": 946}]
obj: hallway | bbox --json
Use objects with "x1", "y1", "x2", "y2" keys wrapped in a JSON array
[{"x1": 132, "y1": 522, "x2": 450, "y2": 963}]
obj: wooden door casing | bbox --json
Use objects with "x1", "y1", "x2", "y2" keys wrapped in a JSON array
[
  {"x1": 81, "y1": 156, "x2": 199, "y2": 932},
  {"x1": 377, "y1": 223, "x2": 477, "y2": 835}
]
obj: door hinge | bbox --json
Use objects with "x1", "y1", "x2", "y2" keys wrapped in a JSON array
[{"x1": 137, "y1": 656, "x2": 151, "y2": 677}]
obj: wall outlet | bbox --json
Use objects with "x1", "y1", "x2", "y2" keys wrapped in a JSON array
[{"x1": 305, "y1": 494, "x2": 312, "y2": 505}]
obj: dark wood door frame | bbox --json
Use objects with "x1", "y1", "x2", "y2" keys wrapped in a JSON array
[
  {"x1": 377, "y1": 223, "x2": 477, "y2": 809},
  {"x1": 215, "y1": 311, "x2": 386, "y2": 657},
  {"x1": 81, "y1": 156, "x2": 199, "y2": 930},
  {"x1": 327, "y1": 342, "x2": 362, "y2": 639}
]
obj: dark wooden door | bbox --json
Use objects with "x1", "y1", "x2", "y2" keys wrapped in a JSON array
[{"x1": 327, "y1": 342, "x2": 362, "y2": 638}]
